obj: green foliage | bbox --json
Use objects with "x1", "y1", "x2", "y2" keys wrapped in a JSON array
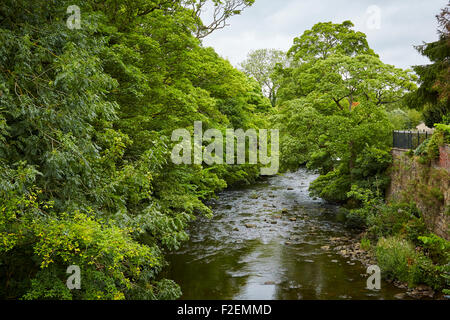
[
  {"x1": 274, "y1": 21, "x2": 414, "y2": 203},
  {"x1": 272, "y1": 11, "x2": 450, "y2": 294},
  {"x1": 418, "y1": 234, "x2": 450, "y2": 265},
  {"x1": 287, "y1": 21, "x2": 376, "y2": 62},
  {"x1": 366, "y1": 202, "x2": 422, "y2": 239},
  {"x1": 388, "y1": 108, "x2": 423, "y2": 130},
  {"x1": 360, "y1": 237, "x2": 371, "y2": 251},
  {"x1": 376, "y1": 237, "x2": 425, "y2": 287},
  {"x1": 404, "y1": 218, "x2": 428, "y2": 246},
  {"x1": 415, "y1": 123, "x2": 450, "y2": 161},
  {"x1": 348, "y1": 194, "x2": 448, "y2": 291},
  {"x1": 376, "y1": 237, "x2": 419, "y2": 285},
  {"x1": 24, "y1": 212, "x2": 162, "y2": 300},
  {"x1": 240, "y1": 48, "x2": 289, "y2": 107},
  {"x1": 0, "y1": 0, "x2": 269, "y2": 299},
  {"x1": 376, "y1": 236, "x2": 448, "y2": 290},
  {"x1": 408, "y1": 6, "x2": 450, "y2": 127}
]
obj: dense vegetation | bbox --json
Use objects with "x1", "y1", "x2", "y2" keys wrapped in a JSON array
[
  {"x1": 270, "y1": 14, "x2": 449, "y2": 294},
  {"x1": 0, "y1": 0, "x2": 270, "y2": 299},
  {"x1": 408, "y1": 5, "x2": 450, "y2": 127},
  {"x1": 273, "y1": 20, "x2": 416, "y2": 203},
  {"x1": 0, "y1": 0, "x2": 448, "y2": 300}
]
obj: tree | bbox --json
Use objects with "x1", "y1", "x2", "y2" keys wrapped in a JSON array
[
  {"x1": 183, "y1": 0, "x2": 255, "y2": 39},
  {"x1": 410, "y1": 3, "x2": 450, "y2": 127},
  {"x1": 0, "y1": 0, "x2": 268, "y2": 299},
  {"x1": 240, "y1": 49, "x2": 289, "y2": 107},
  {"x1": 287, "y1": 21, "x2": 376, "y2": 62},
  {"x1": 274, "y1": 21, "x2": 416, "y2": 203}
]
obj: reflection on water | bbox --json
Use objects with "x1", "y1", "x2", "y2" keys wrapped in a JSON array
[{"x1": 165, "y1": 169, "x2": 408, "y2": 300}]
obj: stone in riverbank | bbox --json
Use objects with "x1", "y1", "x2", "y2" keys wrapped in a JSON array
[
  {"x1": 394, "y1": 293, "x2": 406, "y2": 300},
  {"x1": 332, "y1": 235, "x2": 439, "y2": 300}
]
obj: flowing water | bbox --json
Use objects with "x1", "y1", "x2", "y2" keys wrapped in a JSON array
[{"x1": 166, "y1": 169, "x2": 408, "y2": 300}]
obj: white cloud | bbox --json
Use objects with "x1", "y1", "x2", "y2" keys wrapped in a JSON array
[{"x1": 202, "y1": 0, "x2": 446, "y2": 69}]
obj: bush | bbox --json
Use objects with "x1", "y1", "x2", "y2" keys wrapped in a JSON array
[
  {"x1": 376, "y1": 237, "x2": 422, "y2": 286},
  {"x1": 404, "y1": 218, "x2": 428, "y2": 246},
  {"x1": 366, "y1": 202, "x2": 421, "y2": 239},
  {"x1": 376, "y1": 237, "x2": 418, "y2": 284},
  {"x1": 418, "y1": 234, "x2": 450, "y2": 265},
  {"x1": 376, "y1": 237, "x2": 446, "y2": 289},
  {"x1": 414, "y1": 138, "x2": 431, "y2": 156},
  {"x1": 344, "y1": 209, "x2": 368, "y2": 230},
  {"x1": 343, "y1": 192, "x2": 423, "y2": 236},
  {"x1": 417, "y1": 123, "x2": 450, "y2": 161},
  {"x1": 361, "y1": 237, "x2": 371, "y2": 251},
  {"x1": 344, "y1": 186, "x2": 381, "y2": 230}
]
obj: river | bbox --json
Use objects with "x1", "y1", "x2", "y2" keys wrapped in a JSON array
[{"x1": 166, "y1": 169, "x2": 408, "y2": 300}]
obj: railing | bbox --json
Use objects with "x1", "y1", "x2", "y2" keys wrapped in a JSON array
[{"x1": 393, "y1": 130, "x2": 432, "y2": 150}]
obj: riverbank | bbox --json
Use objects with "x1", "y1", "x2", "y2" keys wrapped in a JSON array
[{"x1": 332, "y1": 233, "x2": 447, "y2": 300}]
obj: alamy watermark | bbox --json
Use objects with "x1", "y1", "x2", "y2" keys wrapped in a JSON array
[
  {"x1": 366, "y1": 5, "x2": 381, "y2": 30},
  {"x1": 67, "y1": 5, "x2": 81, "y2": 30},
  {"x1": 171, "y1": 122, "x2": 279, "y2": 175},
  {"x1": 366, "y1": 265, "x2": 381, "y2": 290},
  {"x1": 66, "y1": 265, "x2": 81, "y2": 290}
]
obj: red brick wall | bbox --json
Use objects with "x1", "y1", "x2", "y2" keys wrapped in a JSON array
[{"x1": 439, "y1": 144, "x2": 450, "y2": 170}]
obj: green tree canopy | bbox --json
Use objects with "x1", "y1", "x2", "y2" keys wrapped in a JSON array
[
  {"x1": 0, "y1": 0, "x2": 268, "y2": 299},
  {"x1": 274, "y1": 21, "x2": 416, "y2": 203},
  {"x1": 409, "y1": 4, "x2": 450, "y2": 126},
  {"x1": 240, "y1": 48, "x2": 289, "y2": 107}
]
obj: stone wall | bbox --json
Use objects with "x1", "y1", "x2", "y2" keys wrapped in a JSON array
[
  {"x1": 439, "y1": 145, "x2": 450, "y2": 170},
  {"x1": 387, "y1": 148, "x2": 449, "y2": 240}
]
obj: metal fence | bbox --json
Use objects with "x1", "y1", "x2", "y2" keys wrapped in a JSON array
[{"x1": 393, "y1": 130, "x2": 432, "y2": 150}]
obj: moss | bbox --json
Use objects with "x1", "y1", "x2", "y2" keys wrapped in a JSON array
[
  {"x1": 430, "y1": 187, "x2": 445, "y2": 203},
  {"x1": 418, "y1": 185, "x2": 445, "y2": 208},
  {"x1": 445, "y1": 206, "x2": 450, "y2": 216},
  {"x1": 430, "y1": 168, "x2": 449, "y2": 181},
  {"x1": 405, "y1": 150, "x2": 414, "y2": 157}
]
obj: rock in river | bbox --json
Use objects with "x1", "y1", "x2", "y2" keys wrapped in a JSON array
[{"x1": 394, "y1": 293, "x2": 406, "y2": 300}]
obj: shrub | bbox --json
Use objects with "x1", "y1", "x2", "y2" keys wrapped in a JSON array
[
  {"x1": 376, "y1": 236, "x2": 446, "y2": 289},
  {"x1": 414, "y1": 138, "x2": 431, "y2": 157},
  {"x1": 344, "y1": 186, "x2": 381, "y2": 230},
  {"x1": 376, "y1": 237, "x2": 420, "y2": 285},
  {"x1": 344, "y1": 209, "x2": 368, "y2": 230},
  {"x1": 417, "y1": 123, "x2": 450, "y2": 162},
  {"x1": 418, "y1": 234, "x2": 450, "y2": 265},
  {"x1": 404, "y1": 218, "x2": 427, "y2": 246},
  {"x1": 366, "y1": 202, "x2": 421, "y2": 239},
  {"x1": 361, "y1": 237, "x2": 371, "y2": 251}
]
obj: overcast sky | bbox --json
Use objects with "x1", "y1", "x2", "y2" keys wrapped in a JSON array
[{"x1": 202, "y1": 0, "x2": 447, "y2": 70}]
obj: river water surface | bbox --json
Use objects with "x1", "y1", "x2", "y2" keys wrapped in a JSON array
[{"x1": 166, "y1": 169, "x2": 408, "y2": 300}]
